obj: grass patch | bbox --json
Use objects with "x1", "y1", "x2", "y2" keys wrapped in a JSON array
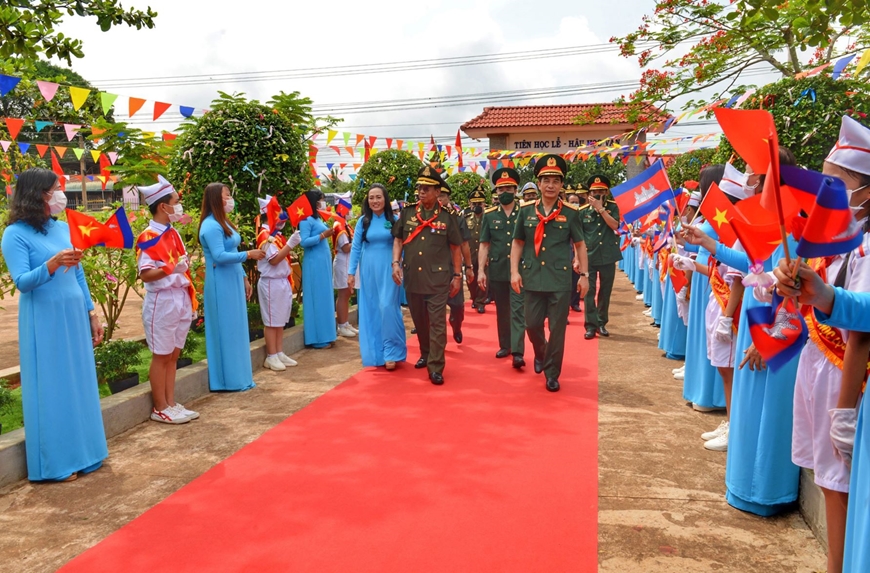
[{"x1": 0, "y1": 387, "x2": 23, "y2": 434}]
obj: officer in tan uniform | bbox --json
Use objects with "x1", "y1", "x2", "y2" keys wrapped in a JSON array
[
  {"x1": 465, "y1": 184, "x2": 488, "y2": 313},
  {"x1": 438, "y1": 179, "x2": 475, "y2": 344},
  {"x1": 510, "y1": 154, "x2": 589, "y2": 392},
  {"x1": 392, "y1": 166, "x2": 464, "y2": 385}
]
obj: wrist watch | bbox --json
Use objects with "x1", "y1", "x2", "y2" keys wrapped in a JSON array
[{"x1": 578, "y1": 272, "x2": 589, "y2": 277}]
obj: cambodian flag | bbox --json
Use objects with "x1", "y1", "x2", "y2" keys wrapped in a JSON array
[
  {"x1": 796, "y1": 174, "x2": 862, "y2": 258},
  {"x1": 745, "y1": 290, "x2": 808, "y2": 372},
  {"x1": 335, "y1": 197, "x2": 352, "y2": 218},
  {"x1": 611, "y1": 159, "x2": 673, "y2": 223},
  {"x1": 66, "y1": 207, "x2": 134, "y2": 250}
]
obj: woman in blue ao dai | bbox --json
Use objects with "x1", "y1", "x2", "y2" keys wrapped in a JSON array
[{"x1": 298, "y1": 189, "x2": 337, "y2": 349}]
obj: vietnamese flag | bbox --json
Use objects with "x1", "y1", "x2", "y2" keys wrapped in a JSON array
[
  {"x1": 51, "y1": 150, "x2": 66, "y2": 190},
  {"x1": 731, "y1": 216, "x2": 782, "y2": 265},
  {"x1": 796, "y1": 174, "x2": 863, "y2": 258},
  {"x1": 669, "y1": 263, "x2": 688, "y2": 294},
  {"x1": 698, "y1": 182, "x2": 739, "y2": 247},
  {"x1": 263, "y1": 195, "x2": 286, "y2": 234},
  {"x1": 136, "y1": 227, "x2": 185, "y2": 274},
  {"x1": 287, "y1": 195, "x2": 313, "y2": 227},
  {"x1": 746, "y1": 290, "x2": 808, "y2": 372},
  {"x1": 66, "y1": 207, "x2": 134, "y2": 250}
]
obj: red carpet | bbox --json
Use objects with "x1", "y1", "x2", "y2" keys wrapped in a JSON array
[{"x1": 61, "y1": 306, "x2": 598, "y2": 572}]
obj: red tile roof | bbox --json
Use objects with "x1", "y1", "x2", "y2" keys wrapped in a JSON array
[{"x1": 461, "y1": 103, "x2": 668, "y2": 131}]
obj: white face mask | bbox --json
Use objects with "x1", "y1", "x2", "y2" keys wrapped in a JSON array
[
  {"x1": 224, "y1": 197, "x2": 235, "y2": 213},
  {"x1": 166, "y1": 203, "x2": 184, "y2": 222},
  {"x1": 48, "y1": 190, "x2": 67, "y2": 214},
  {"x1": 317, "y1": 200, "x2": 326, "y2": 210},
  {"x1": 848, "y1": 184, "x2": 869, "y2": 215}
]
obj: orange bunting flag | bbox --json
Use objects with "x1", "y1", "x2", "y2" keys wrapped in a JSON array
[
  {"x1": 698, "y1": 182, "x2": 739, "y2": 247},
  {"x1": 4, "y1": 118, "x2": 24, "y2": 139},
  {"x1": 153, "y1": 101, "x2": 172, "y2": 120},
  {"x1": 355, "y1": 134, "x2": 365, "y2": 147},
  {"x1": 129, "y1": 97, "x2": 146, "y2": 117},
  {"x1": 35, "y1": 144, "x2": 48, "y2": 158},
  {"x1": 397, "y1": 139, "x2": 404, "y2": 150},
  {"x1": 55, "y1": 145, "x2": 68, "y2": 158},
  {"x1": 287, "y1": 195, "x2": 313, "y2": 227}
]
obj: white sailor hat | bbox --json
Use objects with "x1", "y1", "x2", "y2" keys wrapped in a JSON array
[
  {"x1": 687, "y1": 190, "x2": 702, "y2": 207},
  {"x1": 826, "y1": 115, "x2": 870, "y2": 177},
  {"x1": 140, "y1": 175, "x2": 176, "y2": 206},
  {"x1": 720, "y1": 163, "x2": 749, "y2": 199},
  {"x1": 258, "y1": 195, "x2": 274, "y2": 214}
]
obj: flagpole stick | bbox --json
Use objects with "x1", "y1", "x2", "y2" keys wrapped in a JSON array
[{"x1": 766, "y1": 137, "x2": 793, "y2": 266}]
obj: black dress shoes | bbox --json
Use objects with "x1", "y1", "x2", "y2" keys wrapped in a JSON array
[
  {"x1": 453, "y1": 330, "x2": 463, "y2": 344},
  {"x1": 598, "y1": 326, "x2": 610, "y2": 337},
  {"x1": 415, "y1": 357, "x2": 428, "y2": 369},
  {"x1": 495, "y1": 348, "x2": 511, "y2": 359},
  {"x1": 534, "y1": 358, "x2": 544, "y2": 374},
  {"x1": 411, "y1": 327, "x2": 417, "y2": 334},
  {"x1": 546, "y1": 378, "x2": 560, "y2": 392},
  {"x1": 477, "y1": 305, "x2": 486, "y2": 314},
  {"x1": 429, "y1": 372, "x2": 444, "y2": 385},
  {"x1": 512, "y1": 355, "x2": 526, "y2": 369},
  {"x1": 584, "y1": 328, "x2": 597, "y2": 340},
  {"x1": 570, "y1": 305, "x2": 582, "y2": 313}
]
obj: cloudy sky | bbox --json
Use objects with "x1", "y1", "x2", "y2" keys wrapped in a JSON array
[{"x1": 56, "y1": 0, "x2": 783, "y2": 173}]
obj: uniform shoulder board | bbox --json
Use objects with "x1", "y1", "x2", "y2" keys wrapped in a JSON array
[
  {"x1": 578, "y1": 204, "x2": 592, "y2": 211},
  {"x1": 403, "y1": 202, "x2": 417, "y2": 209},
  {"x1": 562, "y1": 202, "x2": 579, "y2": 211},
  {"x1": 484, "y1": 205, "x2": 499, "y2": 214},
  {"x1": 520, "y1": 200, "x2": 536, "y2": 207}
]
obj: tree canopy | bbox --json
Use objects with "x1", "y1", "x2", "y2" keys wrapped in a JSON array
[
  {"x1": 611, "y1": 0, "x2": 870, "y2": 113},
  {"x1": 445, "y1": 172, "x2": 488, "y2": 207},
  {"x1": 353, "y1": 149, "x2": 423, "y2": 205}
]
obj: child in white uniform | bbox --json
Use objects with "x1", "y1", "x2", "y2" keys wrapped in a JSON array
[
  {"x1": 137, "y1": 176, "x2": 199, "y2": 424},
  {"x1": 333, "y1": 222, "x2": 357, "y2": 337}
]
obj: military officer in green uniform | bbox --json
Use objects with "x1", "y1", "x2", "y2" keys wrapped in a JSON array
[
  {"x1": 438, "y1": 179, "x2": 475, "y2": 344},
  {"x1": 580, "y1": 175, "x2": 622, "y2": 340},
  {"x1": 392, "y1": 166, "x2": 464, "y2": 385},
  {"x1": 465, "y1": 184, "x2": 488, "y2": 313},
  {"x1": 478, "y1": 167, "x2": 527, "y2": 369},
  {"x1": 566, "y1": 187, "x2": 584, "y2": 313},
  {"x1": 511, "y1": 154, "x2": 589, "y2": 392}
]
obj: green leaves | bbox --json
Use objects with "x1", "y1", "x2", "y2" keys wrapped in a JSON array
[{"x1": 354, "y1": 150, "x2": 424, "y2": 205}]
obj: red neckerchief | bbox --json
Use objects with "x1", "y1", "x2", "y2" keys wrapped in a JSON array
[
  {"x1": 403, "y1": 203, "x2": 442, "y2": 245},
  {"x1": 534, "y1": 199, "x2": 562, "y2": 256}
]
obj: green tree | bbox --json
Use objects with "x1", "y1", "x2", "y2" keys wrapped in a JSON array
[
  {"x1": 445, "y1": 172, "x2": 488, "y2": 207},
  {"x1": 611, "y1": 0, "x2": 870, "y2": 115},
  {"x1": 565, "y1": 158, "x2": 627, "y2": 190},
  {"x1": 167, "y1": 92, "x2": 313, "y2": 223},
  {"x1": 711, "y1": 75, "x2": 870, "y2": 170},
  {"x1": 88, "y1": 118, "x2": 171, "y2": 189},
  {"x1": 354, "y1": 149, "x2": 423, "y2": 205},
  {"x1": 667, "y1": 147, "x2": 718, "y2": 187},
  {"x1": 0, "y1": 1, "x2": 157, "y2": 68}
]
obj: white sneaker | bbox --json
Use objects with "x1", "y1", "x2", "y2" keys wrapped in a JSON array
[
  {"x1": 642, "y1": 309, "x2": 652, "y2": 317},
  {"x1": 635, "y1": 294, "x2": 645, "y2": 300},
  {"x1": 338, "y1": 325, "x2": 357, "y2": 337},
  {"x1": 171, "y1": 403, "x2": 200, "y2": 420},
  {"x1": 348, "y1": 324, "x2": 359, "y2": 334},
  {"x1": 674, "y1": 371, "x2": 684, "y2": 380},
  {"x1": 264, "y1": 355, "x2": 286, "y2": 371},
  {"x1": 672, "y1": 365, "x2": 685, "y2": 374},
  {"x1": 701, "y1": 420, "x2": 729, "y2": 441},
  {"x1": 704, "y1": 428, "x2": 729, "y2": 451},
  {"x1": 150, "y1": 407, "x2": 190, "y2": 424},
  {"x1": 277, "y1": 352, "x2": 298, "y2": 367}
]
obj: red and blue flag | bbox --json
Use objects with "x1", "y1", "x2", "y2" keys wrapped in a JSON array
[
  {"x1": 66, "y1": 207, "x2": 134, "y2": 250},
  {"x1": 136, "y1": 226, "x2": 185, "y2": 274},
  {"x1": 335, "y1": 197, "x2": 352, "y2": 218},
  {"x1": 795, "y1": 174, "x2": 862, "y2": 258},
  {"x1": 745, "y1": 290, "x2": 808, "y2": 372},
  {"x1": 611, "y1": 159, "x2": 673, "y2": 223}
]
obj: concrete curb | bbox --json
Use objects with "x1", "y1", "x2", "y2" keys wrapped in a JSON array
[
  {"x1": 800, "y1": 468, "x2": 828, "y2": 554},
  {"x1": 0, "y1": 309, "x2": 356, "y2": 489}
]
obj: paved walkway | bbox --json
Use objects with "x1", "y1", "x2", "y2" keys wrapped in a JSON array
[{"x1": 0, "y1": 278, "x2": 827, "y2": 572}]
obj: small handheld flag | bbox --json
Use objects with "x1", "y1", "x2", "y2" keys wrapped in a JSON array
[
  {"x1": 611, "y1": 159, "x2": 673, "y2": 223},
  {"x1": 698, "y1": 182, "x2": 739, "y2": 248},
  {"x1": 796, "y1": 174, "x2": 863, "y2": 258},
  {"x1": 136, "y1": 227, "x2": 185, "y2": 274},
  {"x1": 66, "y1": 207, "x2": 134, "y2": 250},
  {"x1": 287, "y1": 195, "x2": 313, "y2": 227},
  {"x1": 745, "y1": 290, "x2": 808, "y2": 372},
  {"x1": 335, "y1": 197, "x2": 352, "y2": 218}
]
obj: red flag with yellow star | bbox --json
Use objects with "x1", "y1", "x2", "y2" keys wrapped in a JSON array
[
  {"x1": 698, "y1": 182, "x2": 738, "y2": 248},
  {"x1": 287, "y1": 195, "x2": 313, "y2": 227},
  {"x1": 66, "y1": 207, "x2": 134, "y2": 250},
  {"x1": 135, "y1": 226, "x2": 185, "y2": 274}
]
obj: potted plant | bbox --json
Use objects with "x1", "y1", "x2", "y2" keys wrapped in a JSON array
[
  {"x1": 0, "y1": 378, "x2": 14, "y2": 435},
  {"x1": 94, "y1": 339, "x2": 145, "y2": 394},
  {"x1": 177, "y1": 330, "x2": 200, "y2": 369},
  {"x1": 247, "y1": 301, "x2": 264, "y2": 341}
]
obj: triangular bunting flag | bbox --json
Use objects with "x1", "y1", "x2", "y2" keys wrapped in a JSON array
[
  {"x1": 72, "y1": 148, "x2": 85, "y2": 160},
  {"x1": 68, "y1": 86, "x2": 91, "y2": 111},
  {"x1": 0, "y1": 141, "x2": 10, "y2": 152},
  {"x1": 179, "y1": 105, "x2": 195, "y2": 118},
  {"x1": 368, "y1": 136, "x2": 376, "y2": 148},
  {"x1": 355, "y1": 134, "x2": 365, "y2": 146},
  {"x1": 386, "y1": 138, "x2": 393, "y2": 149},
  {"x1": 34, "y1": 121, "x2": 53, "y2": 132},
  {"x1": 0, "y1": 75, "x2": 20, "y2": 97},
  {"x1": 342, "y1": 132, "x2": 350, "y2": 146},
  {"x1": 107, "y1": 152, "x2": 118, "y2": 164},
  {"x1": 326, "y1": 130, "x2": 337, "y2": 145},
  {"x1": 345, "y1": 146, "x2": 355, "y2": 157},
  {"x1": 17, "y1": 142, "x2": 29, "y2": 154},
  {"x1": 90, "y1": 150, "x2": 102, "y2": 163},
  {"x1": 855, "y1": 49, "x2": 870, "y2": 77},
  {"x1": 35, "y1": 144, "x2": 48, "y2": 158},
  {"x1": 162, "y1": 133, "x2": 177, "y2": 141},
  {"x1": 353, "y1": 163, "x2": 361, "y2": 170},
  {"x1": 4, "y1": 118, "x2": 24, "y2": 139},
  {"x1": 55, "y1": 146, "x2": 68, "y2": 158},
  {"x1": 63, "y1": 124, "x2": 81, "y2": 141},
  {"x1": 128, "y1": 97, "x2": 146, "y2": 117},
  {"x1": 36, "y1": 80, "x2": 59, "y2": 102},
  {"x1": 339, "y1": 163, "x2": 347, "y2": 169},
  {"x1": 397, "y1": 140, "x2": 403, "y2": 150},
  {"x1": 153, "y1": 101, "x2": 172, "y2": 120},
  {"x1": 100, "y1": 92, "x2": 118, "y2": 115}
]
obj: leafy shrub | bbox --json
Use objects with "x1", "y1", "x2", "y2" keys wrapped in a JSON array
[
  {"x1": 354, "y1": 150, "x2": 423, "y2": 205},
  {"x1": 94, "y1": 339, "x2": 144, "y2": 384}
]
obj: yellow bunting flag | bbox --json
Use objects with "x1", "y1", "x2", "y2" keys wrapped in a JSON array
[
  {"x1": 326, "y1": 129, "x2": 337, "y2": 145},
  {"x1": 855, "y1": 49, "x2": 870, "y2": 77},
  {"x1": 100, "y1": 92, "x2": 118, "y2": 115},
  {"x1": 129, "y1": 97, "x2": 146, "y2": 117},
  {"x1": 69, "y1": 86, "x2": 91, "y2": 111},
  {"x1": 90, "y1": 150, "x2": 101, "y2": 163}
]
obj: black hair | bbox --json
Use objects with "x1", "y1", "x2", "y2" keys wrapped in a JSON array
[
  {"x1": 698, "y1": 164, "x2": 726, "y2": 200},
  {"x1": 148, "y1": 193, "x2": 173, "y2": 215},
  {"x1": 8, "y1": 168, "x2": 57, "y2": 234},
  {"x1": 304, "y1": 189, "x2": 324, "y2": 219},
  {"x1": 361, "y1": 183, "x2": 393, "y2": 243}
]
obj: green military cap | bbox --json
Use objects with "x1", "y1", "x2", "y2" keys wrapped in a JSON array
[
  {"x1": 491, "y1": 167, "x2": 520, "y2": 188},
  {"x1": 416, "y1": 165, "x2": 442, "y2": 187},
  {"x1": 534, "y1": 154, "x2": 567, "y2": 178},
  {"x1": 468, "y1": 185, "x2": 487, "y2": 203},
  {"x1": 587, "y1": 174, "x2": 611, "y2": 191}
]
